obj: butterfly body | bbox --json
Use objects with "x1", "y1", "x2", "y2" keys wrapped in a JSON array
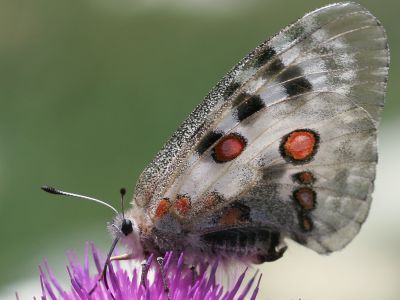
[
  {"x1": 111, "y1": 210, "x2": 286, "y2": 265},
  {"x1": 110, "y1": 2, "x2": 389, "y2": 265}
]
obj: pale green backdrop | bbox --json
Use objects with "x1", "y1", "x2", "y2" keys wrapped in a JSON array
[{"x1": 0, "y1": 0, "x2": 399, "y2": 299}]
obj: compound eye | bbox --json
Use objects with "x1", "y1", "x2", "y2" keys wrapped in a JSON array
[{"x1": 121, "y1": 219, "x2": 133, "y2": 236}]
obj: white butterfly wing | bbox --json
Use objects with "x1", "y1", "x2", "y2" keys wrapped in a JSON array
[{"x1": 133, "y1": 2, "x2": 389, "y2": 254}]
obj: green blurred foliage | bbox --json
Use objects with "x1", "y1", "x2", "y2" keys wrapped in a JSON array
[{"x1": 0, "y1": 0, "x2": 398, "y2": 289}]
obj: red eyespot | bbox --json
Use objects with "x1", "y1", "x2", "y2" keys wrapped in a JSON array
[
  {"x1": 174, "y1": 195, "x2": 191, "y2": 215},
  {"x1": 297, "y1": 171, "x2": 315, "y2": 184},
  {"x1": 203, "y1": 192, "x2": 223, "y2": 210},
  {"x1": 219, "y1": 207, "x2": 243, "y2": 225},
  {"x1": 213, "y1": 133, "x2": 246, "y2": 163},
  {"x1": 219, "y1": 203, "x2": 251, "y2": 225},
  {"x1": 293, "y1": 187, "x2": 316, "y2": 211},
  {"x1": 300, "y1": 214, "x2": 313, "y2": 232},
  {"x1": 282, "y1": 130, "x2": 318, "y2": 161},
  {"x1": 155, "y1": 198, "x2": 171, "y2": 219}
]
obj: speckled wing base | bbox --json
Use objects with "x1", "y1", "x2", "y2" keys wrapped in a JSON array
[{"x1": 131, "y1": 2, "x2": 389, "y2": 258}]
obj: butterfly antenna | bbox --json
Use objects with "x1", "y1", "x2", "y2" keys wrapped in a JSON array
[
  {"x1": 120, "y1": 188, "x2": 126, "y2": 219},
  {"x1": 41, "y1": 185, "x2": 119, "y2": 215},
  {"x1": 119, "y1": 188, "x2": 134, "y2": 236}
]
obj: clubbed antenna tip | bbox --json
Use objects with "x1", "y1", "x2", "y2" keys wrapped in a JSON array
[
  {"x1": 41, "y1": 185, "x2": 62, "y2": 195},
  {"x1": 40, "y1": 185, "x2": 119, "y2": 214}
]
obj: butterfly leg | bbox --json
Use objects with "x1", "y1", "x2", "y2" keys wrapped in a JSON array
[
  {"x1": 110, "y1": 253, "x2": 133, "y2": 262},
  {"x1": 157, "y1": 257, "x2": 171, "y2": 300},
  {"x1": 110, "y1": 254, "x2": 151, "y2": 288},
  {"x1": 190, "y1": 265, "x2": 197, "y2": 285},
  {"x1": 140, "y1": 259, "x2": 150, "y2": 288}
]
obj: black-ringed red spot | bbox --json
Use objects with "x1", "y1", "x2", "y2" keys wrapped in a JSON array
[
  {"x1": 293, "y1": 187, "x2": 316, "y2": 211},
  {"x1": 174, "y1": 195, "x2": 191, "y2": 215},
  {"x1": 299, "y1": 214, "x2": 313, "y2": 232},
  {"x1": 212, "y1": 133, "x2": 246, "y2": 163},
  {"x1": 219, "y1": 207, "x2": 243, "y2": 226},
  {"x1": 280, "y1": 129, "x2": 319, "y2": 163},
  {"x1": 203, "y1": 192, "x2": 224, "y2": 211},
  {"x1": 219, "y1": 202, "x2": 251, "y2": 225},
  {"x1": 154, "y1": 198, "x2": 171, "y2": 219},
  {"x1": 293, "y1": 171, "x2": 315, "y2": 185}
]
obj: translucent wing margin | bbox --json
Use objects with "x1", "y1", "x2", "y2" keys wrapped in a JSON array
[{"x1": 133, "y1": 2, "x2": 389, "y2": 254}]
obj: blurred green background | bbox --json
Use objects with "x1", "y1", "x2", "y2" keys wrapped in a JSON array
[{"x1": 0, "y1": 0, "x2": 399, "y2": 299}]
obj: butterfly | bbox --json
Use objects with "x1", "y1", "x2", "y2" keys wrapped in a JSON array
[{"x1": 43, "y1": 0, "x2": 389, "y2": 293}]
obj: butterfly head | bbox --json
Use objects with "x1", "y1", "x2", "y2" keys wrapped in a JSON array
[
  {"x1": 121, "y1": 218, "x2": 133, "y2": 236},
  {"x1": 104, "y1": 188, "x2": 145, "y2": 259},
  {"x1": 107, "y1": 212, "x2": 136, "y2": 239}
]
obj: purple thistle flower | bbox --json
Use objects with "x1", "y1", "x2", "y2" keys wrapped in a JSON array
[{"x1": 37, "y1": 242, "x2": 261, "y2": 300}]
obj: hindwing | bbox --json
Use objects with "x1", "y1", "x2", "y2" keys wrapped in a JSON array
[{"x1": 133, "y1": 2, "x2": 389, "y2": 254}]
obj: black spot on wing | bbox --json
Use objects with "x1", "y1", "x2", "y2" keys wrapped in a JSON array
[
  {"x1": 255, "y1": 46, "x2": 286, "y2": 79},
  {"x1": 263, "y1": 59, "x2": 285, "y2": 77},
  {"x1": 285, "y1": 24, "x2": 306, "y2": 42},
  {"x1": 236, "y1": 94, "x2": 265, "y2": 121},
  {"x1": 256, "y1": 47, "x2": 312, "y2": 97},
  {"x1": 197, "y1": 131, "x2": 223, "y2": 155},
  {"x1": 285, "y1": 77, "x2": 312, "y2": 96},
  {"x1": 232, "y1": 92, "x2": 249, "y2": 106},
  {"x1": 255, "y1": 46, "x2": 277, "y2": 68},
  {"x1": 278, "y1": 64, "x2": 302, "y2": 82},
  {"x1": 224, "y1": 81, "x2": 241, "y2": 99},
  {"x1": 278, "y1": 65, "x2": 312, "y2": 96}
]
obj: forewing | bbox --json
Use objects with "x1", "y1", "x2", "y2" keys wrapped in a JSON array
[{"x1": 133, "y1": 3, "x2": 389, "y2": 254}]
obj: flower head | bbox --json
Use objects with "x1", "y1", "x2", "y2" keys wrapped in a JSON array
[{"x1": 38, "y1": 242, "x2": 261, "y2": 299}]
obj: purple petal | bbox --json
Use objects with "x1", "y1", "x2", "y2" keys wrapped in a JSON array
[
  {"x1": 223, "y1": 268, "x2": 247, "y2": 300},
  {"x1": 35, "y1": 243, "x2": 261, "y2": 300},
  {"x1": 108, "y1": 261, "x2": 123, "y2": 299},
  {"x1": 84, "y1": 242, "x2": 90, "y2": 279},
  {"x1": 43, "y1": 258, "x2": 66, "y2": 297},
  {"x1": 91, "y1": 242, "x2": 103, "y2": 273},
  {"x1": 67, "y1": 266, "x2": 86, "y2": 300},
  {"x1": 237, "y1": 270, "x2": 258, "y2": 300},
  {"x1": 39, "y1": 266, "x2": 57, "y2": 300},
  {"x1": 250, "y1": 274, "x2": 263, "y2": 300}
]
